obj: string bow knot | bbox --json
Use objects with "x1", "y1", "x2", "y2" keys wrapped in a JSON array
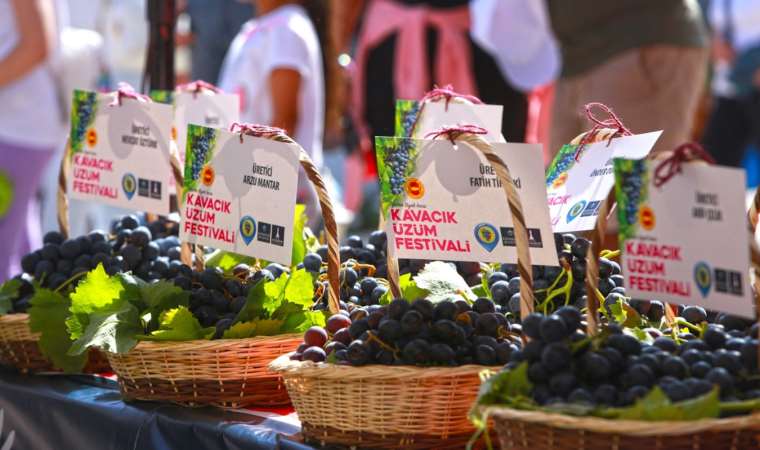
[
  {"x1": 229, "y1": 122, "x2": 287, "y2": 143},
  {"x1": 653, "y1": 142, "x2": 715, "y2": 187},
  {"x1": 109, "y1": 83, "x2": 151, "y2": 107},
  {"x1": 177, "y1": 80, "x2": 222, "y2": 98},
  {"x1": 425, "y1": 124, "x2": 488, "y2": 145},
  {"x1": 574, "y1": 102, "x2": 632, "y2": 161}
]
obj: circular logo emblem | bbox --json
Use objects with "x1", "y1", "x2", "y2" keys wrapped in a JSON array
[
  {"x1": 239, "y1": 215, "x2": 256, "y2": 245},
  {"x1": 86, "y1": 128, "x2": 98, "y2": 148},
  {"x1": 405, "y1": 178, "x2": 425, "y2": 199},
  {"x1": 694, "y1": 261, "x2": 712, "y2": 298},
  {"x1": 122, "y1": 173, "x2": 136, "y2": 200},
  {"x1": 201, "y1": 165, "x2": 215, "y2": 187},
  {"x1": 474, "y1": 223, "x2": 499, "y2": 252},
  {"x1": 566, "y1": 200, "x2": 586, "y2": 223},
  {"x1": 171, "y1": 126, "x2": 177, "y2": 141},
  {"x1": 639, "y1": 206, "x2": 656, "y2": 231}
]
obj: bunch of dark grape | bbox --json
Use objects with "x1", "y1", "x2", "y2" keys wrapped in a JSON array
[
  {"x1": 111, "y1": 215, "x2": 184, "y2": 281},
  {"x1": 6, "y1": 215, "x2": 182, "y2": 313},
  {"x1": 72, "y1": 91, "x2": 97, "y2": 148},
  {"x1": 178, "y1": 263, "x2": 276, "y2": 338},
  {"x1": 478, "y1": 233, "x2": 608, "y2": 319},
  {"x1": 545, "y1": 149, "x2": 575, "y2": 187},
  {"x1": 291, "y1": 296, "x2": 521, "y2": 367},
  {"x1": 188, "y1": 126, "x2": 216, "y2": 181},
  {"x1": 307, "y1": 231, "x2": 390, "y2": 308},
  {"x1": 385, "y1": 102, "x2": 421, "y2": 192},
  {"x1": 385, "y1": 142, "x2": 412, "y2": 196},
  {"x1": 504, "y1": 311, "x2": 759, "y2": 409},
  {"x1": 617, "y1": 159, "x2": 647, "y2": 227}
]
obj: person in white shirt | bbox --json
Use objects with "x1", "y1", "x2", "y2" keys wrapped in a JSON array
[
  {"x1": 0, "y1": 0, "x2": 65, "y2": 281},
  {"x1": 219, "y1": 0, "x2": 334, "y2": 223}
]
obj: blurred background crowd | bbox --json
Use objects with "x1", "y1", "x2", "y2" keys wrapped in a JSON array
[{"x1": 1, "y1": 0, "x2": 760, "y2": 280}]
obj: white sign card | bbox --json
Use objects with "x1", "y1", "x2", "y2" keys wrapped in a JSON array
[
  {"x1": 395, "y1": 99, "x2": 505, "y2": 142},
  {"x1": 173, "y1": 91, "x2": 239, "y2": 162},
  {"x1": 615, "y1": 158, "x2": 754, "y2": 318},
  {"x1": 179, "y1": 125, "x2": 299, "y2": 265},
  {"x1": 545, "y1": 131, "x2": 662, "y2": 232},
  {"x1": 67, "y1": 89, "x2": 173, "y2": 214},
  {"x1": 376, "y1": 137, "x2": 558, "y2": 266}
]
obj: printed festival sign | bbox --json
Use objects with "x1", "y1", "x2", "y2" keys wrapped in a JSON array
[
  {"x1": 68, "y1": 89, "x2": 173, "y2": 214},
  {"x1": 179, "y1": 125, "x2": 299, "y2": 265},
  {"x1": 376, "y1": 136, "x2": 558, "y2": 265},
  {"x1": 614, "y1": 158, "x2": 754, "y2": 318}
]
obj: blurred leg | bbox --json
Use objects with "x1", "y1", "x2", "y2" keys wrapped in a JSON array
[
  {"x1": 549, "y1": 75, "x2": 585, "y2": 160},
  {"x1": 701, "y1": 96, "x2": 750, "y2": 167},
  {"x1": 0, "y1": 140, "x2": 53, "y2": 281}
]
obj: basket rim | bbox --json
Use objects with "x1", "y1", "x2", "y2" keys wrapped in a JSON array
[
  {"x1": 0, "y1": 313, "x2": 30, "y2": 323},
  {"x1": 269, "y1": 353, "x2": 501, "y2": 380},
  {"x1": 107, "y1": 332, "x2": 303, "y2": 354},
  {"x1": 484, "y1": 405, "x2": 760, "y2": 436}
]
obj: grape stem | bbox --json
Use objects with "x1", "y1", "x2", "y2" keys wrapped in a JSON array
[{"x1": 54, "y1": 270, "x2": 89, "y2": 294}]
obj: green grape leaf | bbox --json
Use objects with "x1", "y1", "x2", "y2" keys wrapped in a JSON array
[
  {"x1": 0, "y1": 278, "x2": 21, "y2": 315},
  {"x1": 283, "y1": 269, "x2": 315, "y2": 307},
  {"x1": 204, "y1": 249, "x2": 257, "y2": 273},
  {"x1": 69, "y1": 265, "x2": 124, "y2": 315},
  {"x1": 401, "y1": 273, "x2": 429, "y2": 301},
  {"x1": 233, "y1": 278, "x2": 266, "y2": 323},
  {"x1": 29, "y1": 288, "x2": 88, "y2": 372},
  {"x1": 138, "y1": 307, "x2": 213, "y2": 341},
  {"x1": 413, "y1": 261, "x2": 474, "y2": 303},
  {"x1": 470, "y1": 362, "x2": 534, "y2": 427},
  {"x1": 69, "y1": 301, "x2": 142, "y2": 355},
  {"x1": 471, "y1": 284, "x2": 488, "y2": 299},
  {"x1": 263, "y1": 273, "x2": 289, "y2": 315},
  {"x1": 222, "y1": 320, "x2": 258, "y2": 339},
  {"x1": 480, "y1": 270, "x2": 492, "y2": 299},
  {"x1": 378, "y1": 273, "x2": 428, "y2": 304},
  {"x1": 222, "y1": 318, "x2": 285, "y2": 338},
  {"x1": 290, "y1": 204, "x2": 308, "y2": 267},
  {"x1": 67, "y1": 265, "x2": 125, "y2": 339},
  {"x1": 139, "y1": 280, "x2": 190, "y2": 330},
  {"x1": 281, "y1": 310, "x2": 327, "y2": 333},
  {"x1": 251, "y1": 318, "x2": 284, "y2": 336},
  {"x1": 627, "y1": 327, "x2": 654, "y2": 345},
  {"x1": 606, "y1": 386, "x2": 720, "y2": 421}
]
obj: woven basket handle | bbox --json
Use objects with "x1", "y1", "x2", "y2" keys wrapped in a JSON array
[
  {"x1": 746, "y1": 185, "x2": 760, "y2": 372},
  {"x1": 401, "y1": 130, "x2": 535, "y2": 319},
  {"x1": 231, "y1": 125, "x2": 341, "y2": 315},
  {"x1": 57, "y1": 140, "x2": 72, "y2": 239}
]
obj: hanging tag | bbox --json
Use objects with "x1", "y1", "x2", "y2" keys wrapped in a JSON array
[
  {"x1": 179, "y1": 125, "x2": 299, "y2": 265},
  {"x1": 546, "y1": 131, "x2": 662, "y2": 232},
  {"x1": 376, "y1": 135, "x2": 558, "y2": 265},
  {"x1": 615, "y1": 158, "x2": 754, "y2": 318},
  {"x1": 67, "y1": 89, "x2": 173, "y2": 215}
]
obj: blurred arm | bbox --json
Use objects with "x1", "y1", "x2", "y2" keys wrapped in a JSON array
[
  {"x1": 269, "y1": 68, "x2": 301, "y2": 136},
  {"x1": 0, "y1": 0, "x2": 56, "y2": 87},
  {"x1": 332, "y1": 0, "x2": 365, "y2": 54}
]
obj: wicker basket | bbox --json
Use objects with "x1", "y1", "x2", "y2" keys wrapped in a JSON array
[
  {"x1": 270, "y1": 130, "x2": 534, "y2": 448},
  {"x1": 103, "y1": 126, "x2": 343, "y2": 407},
  {"x1": 271, "y1": 355, "x2": 496, "y2": 449},
  {"x1": 485, "y1": 133, "x2": 760, "y2": 450},
  {"x1": 0, "y1": 313, "x2": 110, "y2": 374},
  {"x1": 107, "y1": 334, "x2": 302, "y2": 407},
  {"x1": 487, "y1": 407, "x2": 760, "y2": 450}
]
